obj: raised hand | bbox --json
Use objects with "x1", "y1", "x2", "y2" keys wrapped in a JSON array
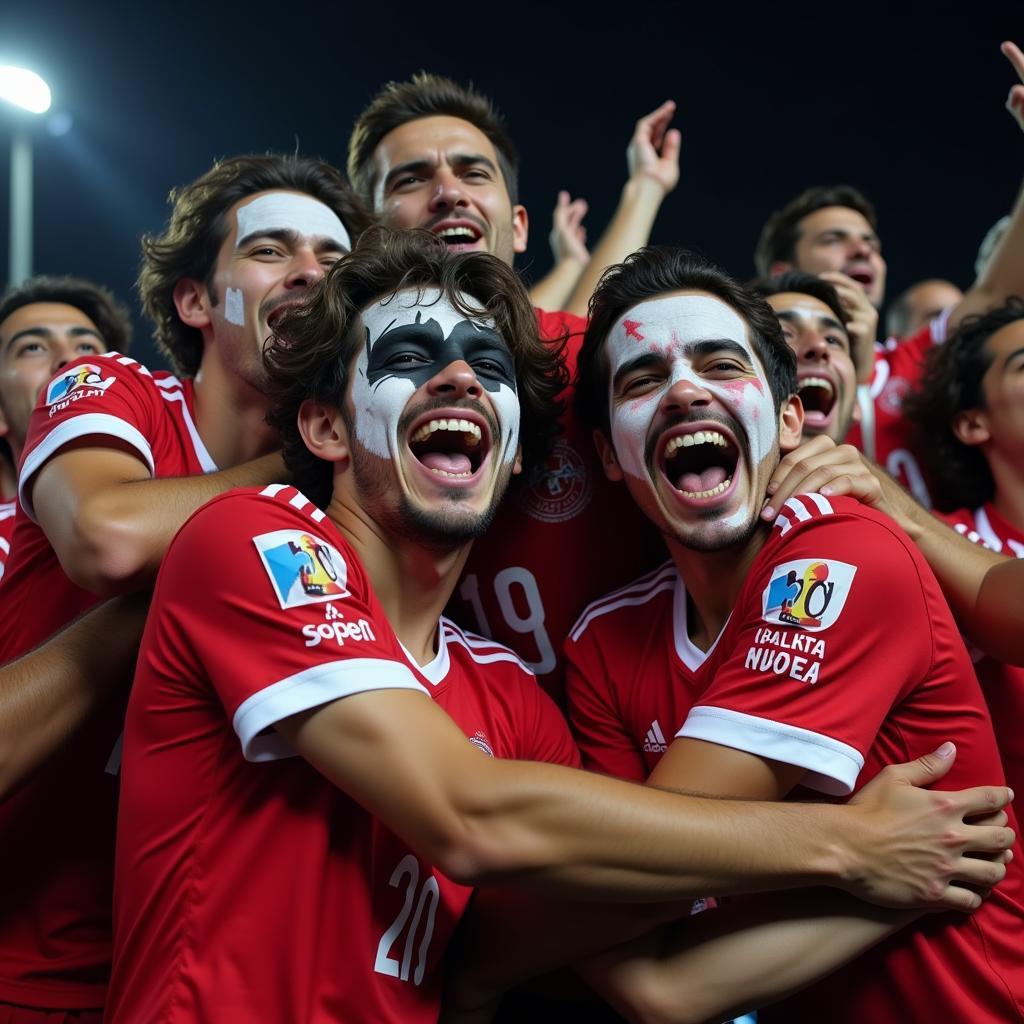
[{"x1": 627, "y1": 100, "x2": 681, "y2": 196}]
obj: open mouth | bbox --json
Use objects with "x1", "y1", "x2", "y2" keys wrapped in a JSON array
[
  {"x1": 797, "y1": 375, "x2": 836, "y2": 429},
  {"x1": 845, "y1": 265, "x2": 874, "y2": 291},
  {"x1": 408, "y1": 414, "x2": 488, "y2": 480},
  {"x1": 661, "y1": 427, "x2": 740, "y2": 501},
  {"x1": 431, "y1": 221, "x2": 484, "y2": 249}
]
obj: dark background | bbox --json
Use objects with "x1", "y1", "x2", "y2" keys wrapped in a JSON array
[{"x1": 1, "y1": 0, "x2": 1021, "y2": 369}]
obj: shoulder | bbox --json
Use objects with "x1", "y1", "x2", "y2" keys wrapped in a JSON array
[
  {"x1": 441, "y1": 617, "x2": 534, "y2": 679},
  {"x1": 568, "y1": 560, "x2": 677, "y2": 647},
  {"x1": 534, "y1": 307, "x2": 588, "y2": 343}
]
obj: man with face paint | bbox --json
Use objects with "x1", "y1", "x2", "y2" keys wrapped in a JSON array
[
  {"x1": 105, "y1": 231, "x2": 1014, "y2": 1024},
  {"x1": 0, "y1": 155, "x2": 370, "y2": 1018},
  {"x1": 750, "y1": 271, "x2": 860, "y2": 445},
  {"x1": 348, "y1": 74, "x2": 669, "y2": 699},
  {"x1": 549, "y1": 247, "x2": 1024, "y2": 1023}
]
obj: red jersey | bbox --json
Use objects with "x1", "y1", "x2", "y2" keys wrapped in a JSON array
[
  {"x1": 0, "y1": 498, "x2": 15, "y2": 582},
  {"x1": 0, "y1": 353, "x2": 217, "y2": 1010},
  {"x1": 448, "y1": 309, "x2": 665, "y2": 701},
  {"x1": 938, "y1": 502, "x2": 1024, "y2": 810},
  {"x1": 846, "y1": 313, "x2": 948, "y2": 508},
  {"x1": 568, "y1": 495, "x2": 1023, "y2": 1023},
  {"x1": 108, "y1": 484, "x2": 578, "y2": 1024}
]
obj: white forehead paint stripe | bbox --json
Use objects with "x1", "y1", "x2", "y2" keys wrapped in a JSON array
[
  {"x1": 350, "y1": 287, "x2": 517, "y2": 465},
  {"x1": 359, "y1": 287, "x2": 495, "y2": 342},
  {"x1": 606, "y1": 293, "x2": 776, "y2": 480},
  {"x1": 235, "y1": 192, "x2": 351, "y2": 252},
  {"x1": 224, "y1": 287, "x2": 245, "y2": 326}
]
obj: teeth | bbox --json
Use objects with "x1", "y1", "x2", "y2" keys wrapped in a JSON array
[
  {"x1": 663, "y1": 430, "x2": 728, "y2": 457},
  {"x1": 437, "y1": 227, "x2": 477, "y2": 239},
  {"x1": 679, "y1": 478, "x2": 732, "y2": 499},
  {"x1": 799, "y1": 377, "x2": 834, "y2": 395},
  {"x1": 409, "y1": 418, "x2": 483, "y2": 445},
  {"x1": 430, "y1": 468, "x2": 472, "y2": 478}
]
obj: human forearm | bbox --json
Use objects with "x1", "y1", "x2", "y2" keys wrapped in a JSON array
[
  {"x1": 39, "y1": 450, "x2": 287, "y2": 595},
  {"x1": 585, "y1": 893, "x2": 912, "y2": 1024},
  {"x1": 0, "y1": 593, "x2": 149, "y2": 798},
  {"x1": 528, "y1": 258, "x2": 588, "y2": 313}
]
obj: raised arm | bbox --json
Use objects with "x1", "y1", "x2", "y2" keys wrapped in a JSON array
[
  {"x1": 0, "y1": 593, "x2": 149, "y2": 798},
  {"x1": 527, "y1": 191, "x2": 590, "y2": 311},
  {"x1": 562, "y1": 101, "x2": 681, "y2": 317}
]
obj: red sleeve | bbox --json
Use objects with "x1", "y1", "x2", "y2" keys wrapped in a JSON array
[
  {"x1": 19, "y1": 354, "x2": 158, "y2": 519},
  {"x1": 518, "y1": 683, "x2": 581, "y2": 768},
  {"x1": 678, "y1": 510, "x2": 933, "y2": 795},
  {"x1": 150, "y1": 491, "x2": 428, "y2": 763},
  {"x1": 564, "y1": 628, "x2": 647, "y2": 782}
]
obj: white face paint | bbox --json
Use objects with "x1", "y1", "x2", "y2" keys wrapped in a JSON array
[
  {"x1": 606, "y1": 293, "x2": 777, "y2": 482},
  {"x1": 349, "y1": 287, "x2": 520, "y2": 468},
  {"x1": 224, "y1": 287, "x2": 245, "y2": 326},
  {"x1": 234, "y1": 192, "x2": 351, "y2": 253}
]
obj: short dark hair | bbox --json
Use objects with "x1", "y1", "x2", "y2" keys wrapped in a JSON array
[
  {"x1": 748, "y1": 270, "x2": 861, "y2": 373},
  {"x1": 347, "y1": 73, "x2": 520, "y2": 207},
  {"x1": 576, "y1": 247, "x2": 797, "y2": 437},
  {"x1": 264, "y1": 227, "x2": 565, "y2": 508},
  {"x1": 139, "y1": 154, "x2": 372, "y2": 378},
  {"x1": 0, "y1": 275, "x2": 132, "y2": 352},
  {"x1": 904, "y1": 297, "x2": 1024, "y2": 511},
  {"x1": 754, "y1": 185, "x2": 879, "y2": 278}
]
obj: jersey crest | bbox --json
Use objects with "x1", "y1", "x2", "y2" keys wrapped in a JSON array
[
  {"x1": 761, "y1": 558, "x2": 857, "y2": 632},
  {"x1": 253, "y1": 529, "x2": 350, "y2": 609}
]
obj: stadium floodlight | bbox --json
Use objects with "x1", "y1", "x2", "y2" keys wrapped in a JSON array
[
  {"x1": 0, "y1": 65, "x2": 51, "y2": 114},
  {"x1": 0, "y1": 65, "x2": 52, "y2": 284}
]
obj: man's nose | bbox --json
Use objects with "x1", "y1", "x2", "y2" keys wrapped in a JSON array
[
  {"x1": 285, "y1": 249, "x2": 327, "y2": 289},
  {"x1": 427, "y1": 359, "x2": 482, "y2": 399}
]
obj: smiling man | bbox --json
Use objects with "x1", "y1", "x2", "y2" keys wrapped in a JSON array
[
  {"x1": 105, "y1": 230, "x2": 1014, "y2": 1023},
  {"x1": 0, "y1": 155, "x2": 369, "y2": 1018},
  {"x1": 347, "y1": 75, "x2": 670, "y2": 698},
  {"x1": 560, "y1": 247, "x2": 1024, "y2": 1022},
  {"x1": 751, "y1": 271, "x2": 859, "y2": 444}
]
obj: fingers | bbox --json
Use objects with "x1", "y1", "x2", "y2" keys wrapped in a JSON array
[
  {"x1": 877, "y1": 741, "x2": 956, "y2": 787},
  {"x1": 946, "y1": 784, "x2": 1013, "y2": 819},
  {"x1": 1002, "y1": 40, "x2": 1024, "y2": 83},
  {"x1": 762, "y1": 440, "x2": 877, "y2": 520},
  {"x1": 635, "y1": 100, "x2": 676, "y2": 142}
]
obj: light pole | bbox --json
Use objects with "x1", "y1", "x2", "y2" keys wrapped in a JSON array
[{"x1": 0, "y1": 65, "x2": 51, "y2": 286}]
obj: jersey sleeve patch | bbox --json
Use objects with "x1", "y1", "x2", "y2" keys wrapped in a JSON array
[
  {"x1": 253, "y1": 529, "x2": 350, "y2": 608},
  {"x1": 762, "y1": 558, "x2": 857, "y2": 632},
  {"x1": 43, "y1": 362, "x2": 117, "y2": 409}
]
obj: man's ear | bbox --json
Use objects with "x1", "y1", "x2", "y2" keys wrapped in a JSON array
[
  {"x1": 593, "y1": 428, "x2": 624, "y2": 482},
  {"x1": 512, "y1": 445, "x2": 523, "y2": 477},
  {"x1": 173, "y1": 278, "x2": 213, "y2": 331},
  {"x1": 778, "y1": 394, "x2": 804, "y2": 452},
  {"x1": 952, "y1": 408, "x2": 990, "y2": 448},
  {"x1": 512, "y1": 204, "x2": 529, "y2": 255},
  {"x1": 0, "y1": 402, "x2": 11, "y2": 441},
  {"x1": 298, "y1": 399, "x2": 350, "y2": 466},
  {"x1": 768, "y1": 260, "x2": 793, "y2": 277}
]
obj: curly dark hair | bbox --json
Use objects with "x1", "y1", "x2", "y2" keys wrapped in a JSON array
[
  {"x1": 576, "y1": 247, "x2": 797, "y2": 438},
  {"x1": 754, "y1": 185, "x2": 879, "y2": 278},
  {"x1": 904, "y1": 297, "x2": 1024, "y2": 511},
  {"x1": 0, "y1": 275, "x2": 133, "y2": 352},
  {"x1": 138, "y1": 154, "x2": 373, "y2": 378},
  {"x1": 264, "y1": 227, "x2": 565, "y2": 508},
  {"x1": 347, "y1": 73, "x2": 519, "y2": 207}
]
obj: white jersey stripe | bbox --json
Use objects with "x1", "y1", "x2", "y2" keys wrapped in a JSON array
[
  {"x1": 973, "y1": 507, "x2": 1004, "y2": 554},
  {"x1": 570, "y1": 574, "x2": 676, "y2": 643},
  {"x1": 774, "y1": 513, "x2": 793, "y2": 536},
  {"x1": 803, "y1": 492, "x2": 834, "y2": 515},
  {"x1": 260, "y1": 483, "x2": 290, "y2": 498},
  {"x1": 782, "y1": 496, "x2": 812, "y2": 522},
  {"x1": 288, "y1": 491, "x2": 309, "y2": 511},
  {"x1": 157, "y1": 389, "x2": 217, "y2": 473},
  {"x1": 154, "y1": 375, "x2": 186, "y2": 390}
]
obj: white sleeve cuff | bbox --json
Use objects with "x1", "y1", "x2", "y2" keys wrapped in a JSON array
[
  {"x1": 18, "y1": 413, "x2": 155, "y2": 520},
  {"x1": 232, "y1": 658, "x2": 429, "y2": 762},
  {"x1": 678, "y1": 705, "x2": 864, "y2": 796}
]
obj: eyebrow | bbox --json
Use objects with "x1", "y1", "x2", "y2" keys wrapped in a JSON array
[
  {"x1": 382, "y1": 153, "x2": 498, "y2": 193},
  {"x1": 776, "y1": 309, "x2": 848, "y2": 335},
  {"x1": 4, "y1": 325, "x2": 104, "y2": 351},
  {"x1": 1001, "y1": 346, "x2": 1024, "y2": 371},
  {"x1": 235, "y1": 227, "x2": 347, "y2": 252},
  {"x1": 611, "y1": 339, "x2": 751, "y2": 387}
]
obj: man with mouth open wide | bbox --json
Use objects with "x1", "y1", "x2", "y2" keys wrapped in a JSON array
[
  {"x1": 538, "y1": 247, "x2": 1023, "y2": 1022},
  {"x1": 105, "y1": 231, "x2": 1013, "y2": 1023}
]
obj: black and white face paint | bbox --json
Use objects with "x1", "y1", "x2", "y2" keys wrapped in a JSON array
[{"x1": 350, "y1": 287, "x2": 520, "y2": 465}]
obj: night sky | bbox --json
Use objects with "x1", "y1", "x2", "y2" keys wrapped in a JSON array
[{"x1": 1, "y1": 0, "x2": 1021, "y2": 370}]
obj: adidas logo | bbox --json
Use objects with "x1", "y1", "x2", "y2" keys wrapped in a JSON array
[{"x1": 642, "y1": 719, "x2": 668, "y2": 753}]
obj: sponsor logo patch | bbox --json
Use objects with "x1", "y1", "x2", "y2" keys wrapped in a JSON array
[
  {"x1": 253, "y1": 529, "x2": 349, "y2": 609},
  {"x1": 761, "y1": 558, "x2": 856, "y2": 632},
  {"x1": 302, "y1": 601, "x2": 375, "y2": 647},
  {"x1": 45, "y1": 364, "x2": 116, "y2": 407},
  {"x1": 518, "y1": 439, "x2": 592, "y2": 523}
]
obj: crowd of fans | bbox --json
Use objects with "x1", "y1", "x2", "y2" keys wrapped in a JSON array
[{"x1": 0, "y1": 40, "x2": 1022, "y2": 1024}]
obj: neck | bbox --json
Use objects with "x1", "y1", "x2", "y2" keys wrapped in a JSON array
[
  {"x1": 988, "y1": 454, "x2": 1024, "y2": 533},
  {"x1": 327, "y1": 493, "x2": 469, "y2": 665},
  {"x1": 666, "y1": 520, "x2": 769, "y2": 650},
  {"x1": 193, "y1": 353, "x2": 278, "y2": 468}
]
